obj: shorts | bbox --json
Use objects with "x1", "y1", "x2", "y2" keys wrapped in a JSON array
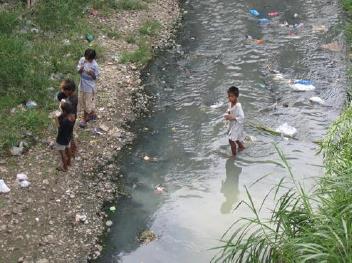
[
  {"x1": 54, "y1": 143, "x2": 69, "y2": 151},
  {"x1": 79, "y1": 91, "x2": 96, "y2": 114}
]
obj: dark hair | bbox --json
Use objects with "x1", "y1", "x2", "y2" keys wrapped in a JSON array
[
  {"x1": 60, "y1": 79, "x2": 76, "y2": 92},
  {"x1": 61, "y1": 101, "x2": 74, "y2": 115},
  {"x1": 227, "y1": 86, "x2": 239, "y2": 97},
  {"x1": 84, "y1": 48, "x2": 96, "y2": 60}
]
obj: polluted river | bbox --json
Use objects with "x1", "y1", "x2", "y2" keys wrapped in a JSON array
[{"x1": 98, "y1": 0, "x2": 347, "y2": 262}]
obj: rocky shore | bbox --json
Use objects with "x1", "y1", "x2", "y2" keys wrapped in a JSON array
[{"x1": 0, "y1": 1, "x2": 180, "y2": 262}]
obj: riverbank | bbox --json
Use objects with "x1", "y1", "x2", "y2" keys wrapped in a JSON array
[
  {"x1": 215, "y1": 1, "x2": 352, "y2": 261},
  {"x1": 0, "y1": 1, "x2": 180, "y2": 262}
]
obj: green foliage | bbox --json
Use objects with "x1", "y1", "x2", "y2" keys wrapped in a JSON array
[
  {"x1": 120, "y1": 43, "x2": 152, "y2": 64},
  {"x1": 126, "y1": 34, "x2": 137, "y2": 44},
  {"x1": 115, "y1": 0, "x2": 147, "y2": 10},
  {"x1": 139, "y1": 20, "x2": 161, "y2": 36}
]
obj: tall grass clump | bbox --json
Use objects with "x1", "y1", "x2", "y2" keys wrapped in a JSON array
[
  {"x1": 213, "y1": 137, "x2": 352, "y2": 262},
  {"x1": 115, "y1": 0, "x2": 147, "y2": 10}
]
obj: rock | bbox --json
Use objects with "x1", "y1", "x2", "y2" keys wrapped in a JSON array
[
  {"x1": 37, "y1": 259, "x2": 49, "y2": 263},
  {"x1": 99, "y1": 124, "x2": 109, "y2": 132},
  {"x1": 42, "y1": 179, "x2": 49, "y2": 185},
  {"x1": 17, "y1": 256, "x2": 24, "y2": 262},
  {"x1": 138, "y1": 230, "x2": 157, "y2": 244}
]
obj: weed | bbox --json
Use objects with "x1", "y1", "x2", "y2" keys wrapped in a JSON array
[
  {"x1": 120, "y1": 43, "x2": 152, "y2": 65},
  {"x1": 126, "y1": 34, "x2": 137, "y2": 44},
  {"x1": 139, "y1": 20, "x2": 161, "y2": 36}
]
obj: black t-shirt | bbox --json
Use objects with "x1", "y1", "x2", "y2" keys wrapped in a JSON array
[
  {"x1": 57, "y1": 92, "x2": 78, "y2": 115},
  {"x1": 56, "y1": 115, "x2": 75, "y2": 146}
]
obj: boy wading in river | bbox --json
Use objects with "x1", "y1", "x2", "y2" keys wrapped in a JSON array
[{"x1": 224, "y1": 86, "x2": 245, "y2": 156}]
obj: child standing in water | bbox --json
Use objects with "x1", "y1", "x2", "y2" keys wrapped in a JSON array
[
  {"x1": 77, "y1": 48, "x2": 100, "y2": 128},
  {"x1": 224, "y1": 86, "x2": 245, "y2": 156}
]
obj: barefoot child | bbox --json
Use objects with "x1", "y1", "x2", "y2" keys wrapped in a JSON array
[
  {"x1": 55, "y1": 101, "x2": 75, "y2": 171},
  {"x1": 224, "y1": 86, "x2": 245, "y2": 156},
  {"x1": 77, "y1": 48, "x2": 100, "y2": 128},
  {"x1": 57, "y1": 79, "x2": 78, "y2": 156}
]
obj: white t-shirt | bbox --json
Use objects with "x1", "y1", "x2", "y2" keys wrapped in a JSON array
[
  {"x1": 77, "y1": 57, "x2": 100, "y2": 93},
  {"x1": 227, "y1": 102, "x2": 245, "y2": 142}
]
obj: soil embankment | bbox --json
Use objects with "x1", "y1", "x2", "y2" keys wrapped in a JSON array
[{"x1": 0, "y1": 1, "x2": 180, "y2": 262}]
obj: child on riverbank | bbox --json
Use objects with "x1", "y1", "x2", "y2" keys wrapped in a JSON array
[
  {"x1": 224, "y1": 86, "x2": 245, "y2": 156},
  {"x1": 57, "y1": 79, "x2": 78, "y2": 156},
  {"x1": 77, "y1": 48, "x2": 100, "y2": 128},
  {"x1": 55, "y1": 101, "x2": 76, "y2": 172}
]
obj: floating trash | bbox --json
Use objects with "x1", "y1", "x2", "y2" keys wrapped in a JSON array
[
  {"x1": 294, "y1": 80, "x2": 313, "y2": 85},
  {"x1": 276, "y1": 123, "x2": 297, "y2": 137},
  {"x1": 143, "y1": 156, "x2": 150, "y2": 161},
  {"x1": 109, "y1": 206, "x2": 116, "y2": 212},
  {"x1": 258, "y1": 18, "x2": 270, "y2": 25},
  {"x1": 291, "y1": 83, "x2": 316, "y2": 91},
  {"x1": 309, "y1": 96, "x2": 325, "y2": 105},
  {"x1": 154, "y1": 184, "x2": 166, "y2": 194},
  {"x1": 249, "y1": 9, "x2": 260, "y2": 17},
  {"x1": 268, "y1": 11, "x2": 279, "y2": 17}
]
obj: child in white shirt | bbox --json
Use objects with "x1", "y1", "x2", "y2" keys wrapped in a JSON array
[{"x1": 224, "y1": 86, "x2": 245, "y2": 156}]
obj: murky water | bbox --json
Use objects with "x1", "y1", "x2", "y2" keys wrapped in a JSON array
[{"x1": 99, "y1": 0, "x2": 347, "y2": 262}]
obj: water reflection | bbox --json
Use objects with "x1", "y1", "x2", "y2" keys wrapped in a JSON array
[{"x1": 220, "y1": 158, "x2": 242, "y2": 214}]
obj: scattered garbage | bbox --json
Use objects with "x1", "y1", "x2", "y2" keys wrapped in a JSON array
[
  {"x1": 99, "y1": 124, "x2": 109, "y2": 132},
  {"x1": 246, "y1": 35, "x2": 265, "y2": 45},
  {"x1": 321, "y1": 42, "x2": 342, "y2": 52},
  {"x1": 0, "y1": 179, "x2": 10, "y2": 193},
  {"x1": 312, "y1": 25, "x2": 328, "y2": 33},
  {"x1": 86, "y1": 33, "x2": 95, "y2": 43},
  {"x1": 268, "y1": 11, "x2": 279, "y2": 17},
  {"x1": 63, "y1": 39, "x2": 70, "y2": 45},
  {"x1": 138, "y1": 230, "x2": 157, "y2": 244},
  {"x1": 249, "y1": 9, "x2": 260, "y2": 17},
  {"x1": 258, "y1": 18, "x2": 270, "y2": 25},
  {"x1": 143, "y1": 155, "x2": 150, "y2": 161},
  {"x1": 309, "y1": 96, "x2": 325, "y2": 105},
  {"x1": 276, "y1": 123, "x2": 297, "y2": 137},
  {"x1": 25, "y1": 100, "x2": 38, "y2": 109},
  {"x1": 75, "y1": 213, "x2": 88, "y2": 224},
  {"x1": 30, "y1": 27, "x2": 39, "y2": 33},
  {"x1": 154, "y1": 184, "x2": 166, "y2": 194},
  {"x1": 16, "y1": 173, "x2": 31, "y2": 188},
  {"x1": 109, "y1": 206, "x2": 116, "y2": 212},
  {"x1": 294, "y1": 80, "x2": 313, "y2": 85},
  {"x1": 106, "y1": 220, "x2": 113, "y2": 227},
  {"x1": 293, "y1": 13, "x2": 299, "y2": 18},
  {"x1": 10, "y1": 141, "x2": 28, "y2": 156},
  {"x1": 92, "y1": 127, "x2": 104, "y2": 135},
  {"x1": 291, "y1": 83, "x2": 316, "y2": 91}
]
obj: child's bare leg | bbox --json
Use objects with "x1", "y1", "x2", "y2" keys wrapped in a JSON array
[
  {"x1": 229, "y1": 140, "x2": 237, "y2": 156},
  {"x1": 65, "y1": 147, "x2": 72, "y2": 166},
  {"x1": 57, "y1": 150, "x2": 68, "y2": 171},
  {"x1": 236, "y1": 140, "x2": 245, "y2": 151},
  {"x1": 70, "y1": 139, "x2": 77, "y2": 158}
]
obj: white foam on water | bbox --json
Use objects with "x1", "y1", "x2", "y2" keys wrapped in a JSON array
[{"x1": 291, "y1": 83, "x2": 316, "y2": 91}]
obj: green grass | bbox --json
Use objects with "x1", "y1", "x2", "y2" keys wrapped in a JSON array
[
  {"x1": 139, "y1": 20, "x2": 161, "y2": 36},
  {"x1": 116, "y1": 0, "x2": 147, "y2": 10},
  {"x1": 120, "y1": 43, "x2": 152, "y2": 64}
]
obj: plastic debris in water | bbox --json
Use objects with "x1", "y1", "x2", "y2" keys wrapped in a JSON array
[
  {"x1": 109, "y1": 206, "x2": 116, "y2": 212},
  {"x1": 154, "y1": 184, "x2": 166, "y2": 194},
  {"x1": 291, "y1": 83, "x2": 316, "y2": 91},
  {"x1": 294, "y1": 80, "x2": 313, "y2": 85},
  {"x1": 0, "y1": 179, "x2": 10, "y2": 193},
  {"x1": 268, "y1": 11, "x2": 279, "y2": 17},
  {"x1": 144, "y1": 156, "x2": 150, "y2": 161},
  {"x1": 275, "y1": 123, "x2": 297, "y2": 137},
  {"x1": 258, "y1": 18, "x2": 270, "y2": 25},
  {"x1": 309, "y1": 96, "x2": 325, "y2": 105},
  {"x1": 249, "y1": 9, "x2": 260, "y2": 17}
]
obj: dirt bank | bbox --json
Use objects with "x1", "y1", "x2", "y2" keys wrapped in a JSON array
[{"x1": 0, "y1": 1, "x2": 180, "y2": 262}]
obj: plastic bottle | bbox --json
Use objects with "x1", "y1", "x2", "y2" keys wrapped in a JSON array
[
  {"x1": 249, "y1": 9, "x2": 260, "y2": 17},
  {"x1": 294, "y1": 80, "x2": 312, "y2": 85},
  {"x1": 258, "y1": 18, "x2": 270, "y2": 25}
]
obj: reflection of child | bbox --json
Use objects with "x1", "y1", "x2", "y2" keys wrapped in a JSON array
[
  {"x1": 55, "y1": 101, "x2": 75, "y2": 172},
  {"x1": 77, "y1": 48, "x2": 100, "y2": 128},
  {"x1": 224, "y1": 86, "x2": 245, "y2": 156}
]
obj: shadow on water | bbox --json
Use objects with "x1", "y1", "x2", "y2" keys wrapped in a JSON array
[{"x1": 220, "y1": 159, "x2": 242, "y2": 214}]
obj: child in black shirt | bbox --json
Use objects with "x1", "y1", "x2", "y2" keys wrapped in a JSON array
[
  {"x1": 55, "y1": 101, "x2": 75, "y2": 172},
  {"x1": 57, "y1": 79, "x2": 78, "y2": 156}
]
